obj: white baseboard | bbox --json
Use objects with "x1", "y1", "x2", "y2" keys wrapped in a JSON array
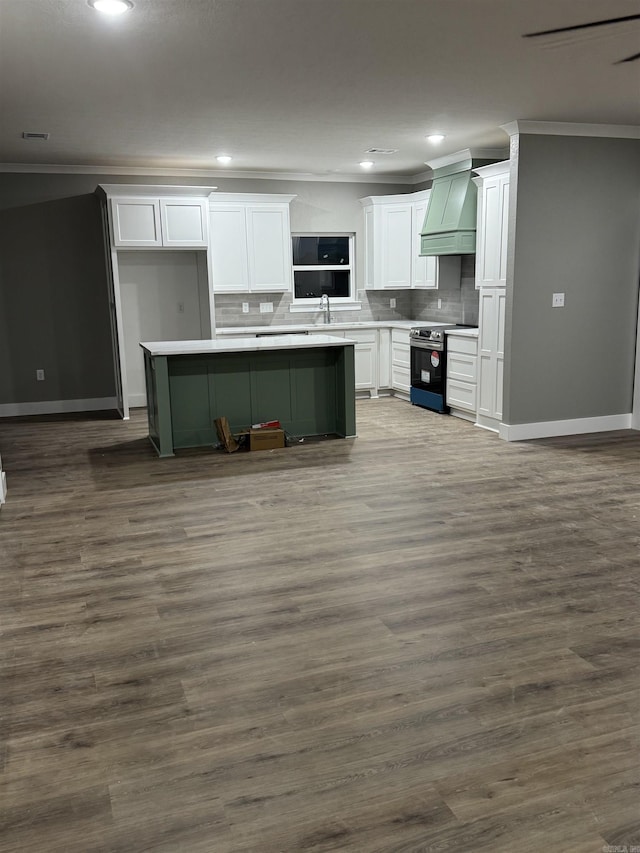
[
  {"x1": 499, "y1": 413, "x2": 633, "y2": 442},
  {"x1": 0, "y1": 397, "x2": 118, "y2": 418},
  {"x1": 128, "y1": 393, "x2": 148, "y2": 408}
]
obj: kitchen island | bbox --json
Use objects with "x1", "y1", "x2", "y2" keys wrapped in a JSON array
[{"x1": 140, "y1": 335, "x2": 356, "y2": 457}]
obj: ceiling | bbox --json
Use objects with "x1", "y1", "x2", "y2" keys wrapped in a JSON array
[{"x1": 1, "y1": 0, "x2": 639, "y2": 181}]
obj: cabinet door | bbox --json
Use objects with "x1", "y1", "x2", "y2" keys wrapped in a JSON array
[
  {"x1": 354, "y1": 341, "x2": 377, "y2": 391},
  {"x1": 347, "y1": 330, "x2": 378, "y2": 392},
  {"x1": 476, "y1": 174, "x2": 509, "y2": 288},
  {"x1": 412, "y1": 199, "x2": 437, "y2": 288},
  {"x1": 160, "y1": 199, "x2": 208, "y2": 247},
  {"x1": 378, "y1": 328, "x2": 391, "y2": 389},
  {"x1": 209, "y1": 206, "x2": 250, "y2": 292},
  {"x1": 246, "y1": 206, "x2": 292, "y2": 292},
  {"x1": 111, "y1": 198, "x2": 162, "y2": 247},
  {"x1": 363, "y1": 205, "x2": 376, "y2": 289},
  {"x1": 477, "y1": 288, "x2": 506, "y2": 424},
  {"x1": 381, "y1": 204, "x2": 412, "y2": 288}
]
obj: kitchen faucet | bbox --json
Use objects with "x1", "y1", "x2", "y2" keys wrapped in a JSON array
[{"x1": 319, "y1": 293, "x2": 331, "y2": 324}]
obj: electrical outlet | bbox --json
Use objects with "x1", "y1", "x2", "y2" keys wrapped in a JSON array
[
  {"x1": 36, "y1": 369, "x2": 45, "y2": 381},
  {"x1": 177, "y1": 302, "x2": 185, "y2": 314},
  {"x1": 389, "y1": 298, "x2": 396, "y2": 309},
  {"x1": 552, "y1": 292, "x2": 565, "y2": 308},
  {"x1": 259, "y1": 302, "x2": 273, "y2": 314},
  {"x1": 437, "y1": 298, "x2": 442, "y2": 310},
  {"x1": 242, "y1": 302, "x2": 249, "y2": 314}
]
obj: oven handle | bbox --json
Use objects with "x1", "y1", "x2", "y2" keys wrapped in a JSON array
[{"x1": 410, "y1": 339, "x2": 445, "y2": 352}]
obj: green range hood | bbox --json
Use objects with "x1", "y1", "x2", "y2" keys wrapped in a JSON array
[{"x1": 420, "y1": 149, "x2": 506, "y2": 256}]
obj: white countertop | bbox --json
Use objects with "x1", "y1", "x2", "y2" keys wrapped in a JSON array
[
  {"x1": 215, "y1": 320, "x2": 456, "y2": 336},
  {"x1": 140, "y1": 334, "x2": 356, "y2": 356},
  {"x1": 444, "y1": 327, "x2": 479, "y2": 338}
]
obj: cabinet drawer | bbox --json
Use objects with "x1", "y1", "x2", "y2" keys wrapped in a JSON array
[
  {"x1": 391, "y1": 328, "x2": 410, "y2": 346},
  {"x1": 447, "y1": 379, "x2": 477, "y2": 412},
  {"x1": 446, "y1": 334, "x2": 478, "y2": 356},
  {"x1": 447, "y1": 352, "x2": 477, "y2": 383},
  {"x1": 344, "y1": 329, "x2": 377, "y2": 344},
  {"x1": 391, "y1": 342, "x2": 410, "y2": 368},
  {"x1": 392, "y1": 365, "x2": 410, "y2": 394}
]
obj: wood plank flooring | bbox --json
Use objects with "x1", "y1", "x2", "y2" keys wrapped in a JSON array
[{"x1": 0, "y1": 398, "x2": 638, "y2": 852}]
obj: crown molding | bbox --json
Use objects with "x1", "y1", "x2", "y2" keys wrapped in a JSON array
[
  {"x1": 501, "y1": 121, "x2": 640, "y2": 139},
  {"x1": 0, "y1": 162, "x2": 422, "y2": 184},
  {"x1": 424, "y1": 148, "x2": 508, "y2": 170}
]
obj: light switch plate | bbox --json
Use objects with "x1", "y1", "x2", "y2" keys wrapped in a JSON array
[
  {"x1": 552, "y1": 292, "x2": 565, "y2": 307},
  {"x1": 242, "y1": 302, "x2": 249, "y2": 314},
  {"x1": 260, "y1": 302, "x2": 273, "y2": 314}
]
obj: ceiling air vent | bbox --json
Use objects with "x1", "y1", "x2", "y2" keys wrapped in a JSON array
[
  {"x1": 365, "y1": 148, "x2": 398, "y2": 155},
  {"x1": 22, "y1": 131, "x2": 50, "y2": 140}
]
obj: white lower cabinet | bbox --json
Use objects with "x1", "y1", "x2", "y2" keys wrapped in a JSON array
[
  {"x1": 329, "y1": 329, "x2": 378, "y2": 394},
  {"x1": 477, "y1": 287, "x2": 506, "y2": 430},
  {"x1": 446, "y1": 333, "x2": 478, "y2": 420},
  {"x1": 391, "y1": 328, "x2": 411, "y2": 396},
  {"x1": 377, "y1": 328, "x2": 391, "y2": 390},
  {"x1": 0, "y1": 452, "x2": 6, "y2": 506}
]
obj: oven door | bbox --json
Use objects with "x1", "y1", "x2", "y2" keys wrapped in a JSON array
[{"x1": 410, "y1": 339, "x2": 445, "y2": 395}]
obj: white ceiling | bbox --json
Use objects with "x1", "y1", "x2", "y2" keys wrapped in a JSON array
[{"x1": 1, "y1": 0, "x2": 639, "y2": 180}]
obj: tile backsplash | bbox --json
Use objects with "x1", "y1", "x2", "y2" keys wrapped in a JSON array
[
  {"x1": 412, "y1": 255, "x2": 479, "y2": 326},
  {"x1": 215, "y1": 255, "x2": 478, "y2": 328}
]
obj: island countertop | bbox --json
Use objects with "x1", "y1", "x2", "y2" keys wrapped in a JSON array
[{"x1": 140, "y1": 334, "x2": 356, "y2": 357}]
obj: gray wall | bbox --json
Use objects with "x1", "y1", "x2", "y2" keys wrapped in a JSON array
[
  {"x1": 0, "y1": 172, "x2": 416, "y2": 406},
  {"x1": 504, "y1": 135, "x2": 640, "y2": 425}
]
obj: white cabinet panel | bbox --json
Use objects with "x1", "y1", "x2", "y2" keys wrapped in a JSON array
[
  {"x1": 382, "y1": 204, "x2": 413, "y2": 288},
  {"x1": 247, "y1": 207, "x2": 292, "y2": 292},
  {"x1": 475, "y1": 167, "x2": 509, "y2": 288},
  {"x1": 447, "y1": 378, "x2": 477, "y2": 412},
  {"x1": 411, "y1": 199, "x2": 432, "y2": 288},
  {"x1": 391, "y1": 366, "x2": 410, "y2": 395},
  {"x1": 347, "y1": 329, "x2": 377, "y2": 392},
  {"x1": 209, "y1": 206, "x2": 250, "y2": 291},
  {"x1": 160, "y1": 199, "x2": 208, "y2": 247},
  {"x1": 111, "y1": 198, "x2": 162, "y2": 247},
  {"x1": 447, "y1": 352, "x2": 477, "y2": 384},
  {"x1": 378, "y1": 328, "x2": 391, "y2": 389},
  {"x1": 477, "y1": 287, "x2": 506, "y2": 428}
]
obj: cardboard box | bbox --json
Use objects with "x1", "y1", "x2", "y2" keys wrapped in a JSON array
[
  {"x1": 248, "y1": 428, "x2": 285, "y2": 451},
  {"x1": 214, "y1": 416, "x2": 239, "y2": 453}
]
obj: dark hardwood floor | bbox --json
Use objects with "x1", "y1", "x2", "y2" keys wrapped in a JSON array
[{"x1": 0, "y1": 398, "x2": 638, "y2": 852}]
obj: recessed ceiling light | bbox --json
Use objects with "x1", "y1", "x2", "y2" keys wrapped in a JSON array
[
  {"x1": 216, "y1": 155, "x2": 232, "y2": 165},
  {"x1": 360, "y1": 161, "x2": 374, "y2": 169},
  {"x1": 426, "y1": 134, "x2": 445, "y2": 144},
  {"x1": 88, "y1": 0, "x2": 133, "y2": 15}
]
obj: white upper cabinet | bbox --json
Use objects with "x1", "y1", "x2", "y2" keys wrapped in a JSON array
[
  {"x1": 209, "y1": 205, "x2": 250, "y2": 290},
  {"x1": 111, "y1": 198, "x2": 162, "y2": 247},
  {"x1": 473, "y1": 162, "x2": 510, "y2": 288},
  {"x1": 361, "y1": 191, "x2": 460, "y2": 290},
  {"x1": 159, "y1": 199, "x2": 209, "y2": 247},
  {"x1": 209, "y1": 194, "x2": 295, "y2": 293},
  {"x1": 108, "y1": 189, "x2": 212, "y2": 249}
]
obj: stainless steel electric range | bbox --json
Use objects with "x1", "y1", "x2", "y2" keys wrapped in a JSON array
[{"x1": 409, "y1": 324, "x2": 460, "y2": 413}]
